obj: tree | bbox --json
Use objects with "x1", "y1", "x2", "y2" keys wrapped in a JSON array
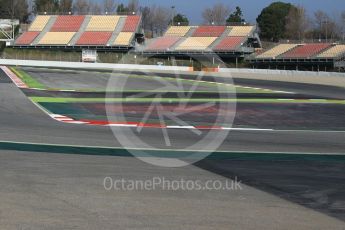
[
  {"x1": 90, "y1": 2, "x2": 102, "y2": 14},
  {"x1": 59, "y1": 0, "x2": 73, "y2": 13},
  {"x1": 172, "y1": 13, "x2": 189, "y2": 25},
  {"x1": 140, "y1": 6, "x2": 151, "y2": 32},
  {"x1": 139, "y1": 5, "x2": 170, "y2": 37},
  {"x1": 73, "y1": 0, "x2": 90, "y2": 14},
  {"x1": 103, "y1": 0, "x2": 116, "y2": 13},
  {"x1": 34, "y1": 0, "x2": 59, "y2": 13},
  {"x1": 226, "y1": 6, "x2": 244, "y2": 24},
  {"x1": 202, "y1": 3, "x2": 230, "y2": 25},
  {"x1": 256, "y1": 2, "x2": 293, "y2": 41},
  {"x1": 0, "y1": 0, "x2": 29, "y2": 22},
  {"x1": 285, "y1": 6, "x2": 309, "y2": 40},
  {"x1": 341, "y1": 11, "x2": 345, "y2": 40},
  {"x1": 152, "y1": 6, "x2": 170, "y2": 36},
  {"x1": 127, "y1": 0, "x2": 139, "y2": 13},
  {"x1": 116, "y1": 3, "x2": 128, "y2": 13},
  {"x1": 313, "y1": 10, "x2": 339, "y2": 40}
]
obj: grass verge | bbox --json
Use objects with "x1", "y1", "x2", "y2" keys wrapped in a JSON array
[{"x1": 10, "y1": 67, "x2": 46, "y2": 89}]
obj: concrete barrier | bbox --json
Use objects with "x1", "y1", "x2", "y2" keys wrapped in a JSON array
[
  {"x1": 218, "y1": 68, "x2": 345, "y2": 88},
  {"x1": 0, "y1": 59, "x2": 190, "y2": 72},
  {"x1": 219, "y1": 68, "x2": 345, "y2": 77}
]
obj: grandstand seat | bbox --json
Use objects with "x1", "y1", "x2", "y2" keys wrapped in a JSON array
[
  {"x1": 257, "y1": 44, "x2": 298, "y2": 59},
  {"x1": 146, "y1": 36, "x2": 181, "y2": 51},
  {"x1": 122, "y1": 16, "x2": 140, "y2": 32},
  {"x1": 76, "y1": 32, "x2": 112, "y2": 45},
  {"x1": 175, "y1": 37, "x2": 217, "y2": 50},
  {"x1": 86, "y1": 16, "x2": 120, "y2": 31},
  {"x1": 281, "y1": 43, "x2": 331, "y2": 58},
  {"x1": 164, "y1": 26, "x2": 191, "y2": 36},
  {"x1": 228, "y1": 26, "x2": 254, "y2": 37},
  {"x1": 214, "y1": 37, "x2": 245, "y2": 51},
  {"x1": 317, "y1": 45, "x2": 345, "y2": 58},
  {"x1": 28, "y1": 15, "x2": 51, "y2": 31},
  {"x1": 38, "y1": 32, "x2": 75, "y2": 45},
  {"x1": 113, "y1": 32, "x2": 134, "y2": 46},
  {"x1": 15, "y1": 32, "x2": 40, "y2": 45},
  {"x1": 50, "y1": 15, "x2": 85, "y2": 32},
  {"x1": 192, "y1": 26, "x2": 226, "y2": 37}
]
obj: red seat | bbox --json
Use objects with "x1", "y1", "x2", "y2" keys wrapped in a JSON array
[
  {"x1": 15, "y1": 32, "x2": 40, "y2": 45},
  {"x1": 146, "y1": 37, "x2": 180, "y2": 51},
  {"x1": 76, "y1": 32, "x2": 112, "y2": 45},
  {"x1": 192, "y1": 26, "x2": 226, "y2": 37},
  {"x1": 214, "y1": 37, "x2": 245, "y2": 51},
  {"x1": 122, "y1": 16, "x2": 140, "y2": 32},
  {"x1": 51, "y1": 15, "x2": 85, "y2": 32},
  {"x1": 282, "y1": 43, "x2": 331, "y2": 58}
]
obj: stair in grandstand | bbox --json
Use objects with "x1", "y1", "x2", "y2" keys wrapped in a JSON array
[
  {"x1": 31, "y1": 16, "x2": 57, "y2": 45},
  {"x1": 69, "y1": 15, "x2": 92, "y2": 46},
  {"x1": 107, "y1": 17, "x2": 127, "y2": 45},
  {"x1": 169, "y1": 27, "x2": 197, "y2": 51},
  {"x1": 209, "y1": 27, "x2": 232, "y2": 50},
  {"x1": 184, "y1": 27, "x2": 197, "y2": 37}
]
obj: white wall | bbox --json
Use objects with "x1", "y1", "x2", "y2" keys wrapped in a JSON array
[{"x1": 0, "y1": 59, "x2": 190, "y2": 72}]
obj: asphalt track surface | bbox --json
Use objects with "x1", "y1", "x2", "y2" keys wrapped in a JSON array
[
  {"x1": 1, "y1": 82, "x2": 345, "y2": 153},
  {"x1": 21, "y1": 67, "x2": 226, "y2": 92},
  {"x1": 0, "y1": 68, "x2": 345, "y2": 228}
]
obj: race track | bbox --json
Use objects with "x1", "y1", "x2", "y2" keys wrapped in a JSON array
[{"x1": 0, "y1": 67, "x2": 344, "y2": 229}]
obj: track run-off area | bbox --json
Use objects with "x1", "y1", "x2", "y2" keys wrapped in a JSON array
[{"x1": 0, "y1": 64, "x2": 345, "y2": 229}]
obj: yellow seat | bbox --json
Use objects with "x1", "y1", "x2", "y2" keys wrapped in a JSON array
[
  {"x1": 86, "y1": 16, "x2": 120, "y2": 31},
  {"x1": 114, "y1": 32, "x2": 134, "y2": 45},
  {"x1": 317, "y1": 45, "x2": 345, "y2": 58},
  {"x1": 228, "y1": 26, "x2": 254, "y2": 37},
  {"x1": 257, "y1": 44, "x2": 298, "y2": 58},
  {"x1": 175, "y1": 37, "x2": 217, "y2": 50},
  {"x1": 29, "y1": 16, "x2": 51, "y2": 31},
  {"x1": 165, "y1": 26, "x2": 191, "y2": 36},
  {"x1": 39, "y1": 32, "x2": 75, "y2": 45}
]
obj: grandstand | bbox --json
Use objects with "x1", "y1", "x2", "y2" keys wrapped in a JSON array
[
  {"x1": 12, "y1": 15, "x2": 264, "y2": 66},
  {"x1": 13, "y1": 15, "x2": 259, "y2": 65},
  {"x1": 213, "y1": 37, "x2": 246, "y2": 51},
  {"x1": 15, "y1": 31, "x2": 40, "y2": 45},
  {"x1": 145, "y1": 37, "x2": 181, "y2": 51},
  {"x1": 114, "y1": 32, "x2": 134, "y2": 46},
  {"x1": 86, "y1": 16, "x2": 120, "y2": 31},
  {"x1": 76, "y1": 32, "x2": 112, "y2": 45},
  {"x1": 175, "y1": 37, "x2": 217, "y2": 51},
  {"x1": 281, "y1": 43, "x2": 331, "y2": 59},
  {"x1": 192, "y1": 26, "x2": 226, "y2": 37},
  {"x1": 14, "y1": 14, "x2": 141, "y2": 49},
  {"x1": 28, "y1": 15, "x2": 51, "y2": 31},
  {"x1": 228, "y1": 26, "x2": 254, "y2": 37},
  {"x1": 39, "y1": 32, "x2": 75, "y2": 45},
  {"x1": 50, "y1": 15, "x2": 85, "y2": 32},
  {"x1": 249, "y1": 43, "x2": 345, "y2": 71},
  {"x1": 317, "y1": 45, "x2": 345, "y2": 58},
  {"x1": 164, "y1": 26, "x2": 192, "y2": 37},
  {"x1": 9, "y1": 12, "x2": 345, "y2": 71},
  {"x1": 142, "y1": 25, "x2": 259, "y2": 58},
  {"x1": 256, "y1": 44, "x2": 298, "y2": 59}
]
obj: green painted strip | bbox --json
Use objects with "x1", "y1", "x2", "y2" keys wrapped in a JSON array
[
  {"x1": 29, "y1": 97, "x2": 345, "y2": 104},
  {"x1": 0, "y1": 141, "x2": 344, "y2": 161},
  {"x1": 10, "y1": 67, "x2": 46, "y2": 89}
]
